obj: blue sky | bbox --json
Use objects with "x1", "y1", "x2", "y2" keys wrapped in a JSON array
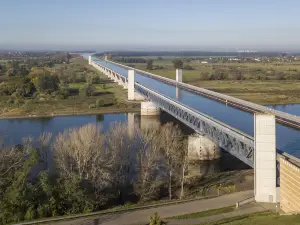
[{"x1": 1, "y1": 0, "x2": 300, "y2": 51}]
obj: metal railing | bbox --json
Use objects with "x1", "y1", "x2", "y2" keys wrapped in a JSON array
[{"x1": 101, "y1": 58, "x2": 300, "y2": 129}]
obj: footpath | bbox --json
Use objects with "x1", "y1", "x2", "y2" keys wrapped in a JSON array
[{"x1": 51, "y1": 190, "x2": 258, "y2": 225}]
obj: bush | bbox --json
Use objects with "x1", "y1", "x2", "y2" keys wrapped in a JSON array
[
  {"x1": 80, "y1": 84, "x2": 96, "y2": 97},
  {"x1": 96, "y1": 99, "x2": 105, "y2": 107},
  {"x1": 58, "y1": 89, "x2": 70, "y2": 99},
  {"x1": 34, "y1": 75, "x2": 59, "y2": 93},
  {"x1": 183, "y1": 64, "x2": 194, "y2": 70},
  {"x1": 172, "y1": 59, "x2": 183, "y2": 69},
  {"x1": 150, "y1": 212, "x2": 164, "y2": 225},
  {"x1": 87, "y1": 74, "x2": 100, "y2": 84}
]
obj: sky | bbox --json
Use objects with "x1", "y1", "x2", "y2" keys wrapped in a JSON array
[{"x1": 1, "y1": 0, "x2": 300, "y2": 51}]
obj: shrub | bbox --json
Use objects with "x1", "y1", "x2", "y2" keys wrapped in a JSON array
[
  {"x1": 149, "y1": 212, "x2": 164, "y2": 225},
  {"x1": 80, "y1": 84, "x2": 96, "y2": 97},
  {"x1": 183, "y1": 64, "x2": 194, "y2": 70},
  {"x1": 34, "y1": 75, "x2": 59, "y2": 93},
  {"x1": 96, "y1": 99, "x2": 105, "y2": 107}
]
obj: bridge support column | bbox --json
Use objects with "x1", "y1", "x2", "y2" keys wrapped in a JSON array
[
  {"x1": 88, "y1": 56, "x2": 92, "y2": 65},
  {"x1": 188, "y1": 134, "x2": 221, "y2": 161},
  {"x1": 176, "y1": 69, "x2": 182, "y2": 82},
  {"x1": 254, "y1": 114, "x2": 278, "y2": 203},
  {"x1": 128, "y1": 70, "x2": 144, "y2": 101},
  {"x1": 141, "y1": 102, "x2": 160, "y2": 116},
  {"x1": 127, "y1": 113, "x2": 136, "y2": 137},
  {"x1": 140, "y1": 115, "x2": 160, "y2": 130},
  {"x1": 176, "y1": 86, "x2": 181, "y2": 99}
]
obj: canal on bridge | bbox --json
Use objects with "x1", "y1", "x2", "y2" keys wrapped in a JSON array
[{"x1": 92, "y1": 57, "x2": 300, "y2": 158}]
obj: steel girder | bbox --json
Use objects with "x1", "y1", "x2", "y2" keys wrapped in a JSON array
[
  {"x1": 135, "y1": 83, "x2": 255, "y2": 167},
  {"x1": 93, "y1": 60, "x2": 255, "y2": 167}
]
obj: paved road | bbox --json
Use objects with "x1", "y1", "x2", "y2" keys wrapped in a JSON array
[
  {"x1": 50, "y1": 190, "x2": 254, "y2": 225},
  {"x1": 166, "y1": 202, "x2": 267, "y2": 225}
]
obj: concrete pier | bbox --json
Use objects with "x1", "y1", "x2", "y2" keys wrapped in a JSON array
[
  {"x1": 188, "y1": 134, "x2": 221, "y2": 161},
  {"x1": 254, "y1": 114, "x2": 278, "y2": 203},
  {"x1": 141, "y1": 102, "x2": 160, "y2": 116},
  {"x1": 128, "y1": 70, "x2": 144, "y2": 101},
  {"x1": 176, "y1": 69, "x2": 182, "y2": 82},
  {"x1": 140, "y1": 115, "x2": 160, "y2": 130},
  {"x1": 176, "y1": 86, "x2": 181, "y2": 99},
  {"x1": 88, "y1": 56, "x2": 92, "y2": 65}
]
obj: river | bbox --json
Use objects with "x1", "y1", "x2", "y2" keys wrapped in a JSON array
[{"x1": 0, "y1": 111, "x2": 253, "y2": 176}]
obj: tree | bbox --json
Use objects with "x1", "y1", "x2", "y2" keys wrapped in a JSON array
[
  {"x1": 80, "y1": 84, "x2": 96, "y2": 97},
  {"x1": 0, "y1": 64, "x2": 6, "y2": 76},
  {"x1": 34, "y1": 75, "x2": 59, "y2": 93},
  {"x1": 6, "y1": 68, "x2": 17, "y2": 77},
  {"x1": 146, "y1": 60, "x2": 153, "y2": 70},
  {"x1": 172, "y1": 59, "x2": 183, "y2": 69},
  {"x1": 160, "y1": 123, "x2": 183, "y2": 200},
  {"x1": 134, "y1": 126, "x2": 163, "y2": 201},
  {"x1": 179, "y1": 140, "x2": 189, "y2": 199}
]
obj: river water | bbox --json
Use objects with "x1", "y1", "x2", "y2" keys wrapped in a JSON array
[{"x1": 0, "y1": 111, "x2": 252, "y2": 176}]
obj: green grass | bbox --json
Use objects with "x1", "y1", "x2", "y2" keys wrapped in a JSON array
[
  {"x1": 167, "y1": 206, "x2": 235, "y2": 220},
  {"x1": 120, "y1": 58, "x2": 300, "y2": 105},
  {"x1": 200, "y1": 212, "x2": 300, "y2": 225}
]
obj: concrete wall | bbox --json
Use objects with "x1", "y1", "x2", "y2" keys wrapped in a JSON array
[
  {"x1": 280, "y1": 157, "x2": 300, "y2": 213},
  {"x1": 141, "y1": 101, "x2": 160, "y2": 116},
  {"x1": 188, "y1": 134, "x2": 221, "y2": 161},
  {"x1": 254, "y1": 114, "x2": 278, "y2": 203}
]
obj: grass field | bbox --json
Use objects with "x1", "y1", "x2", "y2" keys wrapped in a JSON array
[
  {"x1": 122, "y1": 59, "x2": 300, "y2": 105},
  {"x1": 201, "y1": 212, "x2": 300, "y2": 225},
  {"x1": 167, "y1": 206, "x2": 235, "y2": 220},
  {"x1": 0, "y1": 57, "x2": 139, "y2": 118}
]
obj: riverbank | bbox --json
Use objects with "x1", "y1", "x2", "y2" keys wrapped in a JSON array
[
  {"x1": 0, "y1": 57, "x2": 140, "y2": 119},
  {"x1": 0, "y1": 107, "x2": 140, "y2": 120}
]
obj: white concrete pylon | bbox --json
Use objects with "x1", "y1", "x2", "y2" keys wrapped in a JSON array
[
  {"x1": 141, "y1": 102, "x2": 160, "y2": 116},
  {"x1": 128, "y1": 70, "x2": 135, "y2": 100},
  {"x1": 88, "y1": 56, "x2": 92, "y2": 65},
  {"x1": 254, "y1": 114, "x2": 278, "y2": 203},
  {"x1": 176, "y1": 69, "x2": 182, "y2": 82},
  {"x1": 188, "y1": 134, "x2": 221, "y2": 161}
]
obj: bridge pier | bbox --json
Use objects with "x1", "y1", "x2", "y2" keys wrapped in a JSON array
[
  {"x1": 188, "y1": 134, "x2": 221, "y2": 161},
  {"x1": 254, "y1": 114, "x2": 279, "y2": 203},
  {"x1": 176, "y1": 69, "x2": 182, "y2": 82},
  {"x1": 141, "y1": 101, "x2": 160, "y2": 116},
  {"x1": 140, "y1": 114, "x2": 160, "y2": 130},
  {"x1": 176, "y1": 86, "x2": 181, "y2": 99},
  {"x1": 128, "y1": 70, "x2": 144, "y2": 101}
]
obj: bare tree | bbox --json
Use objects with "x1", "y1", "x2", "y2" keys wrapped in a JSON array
[
  {"x1": 53, "y1": 124, "x2": 111, "y2": 192},
  {"x1": 38, "y1": 132, "x2": 52, "y2": 166},
  {"x1": 179, "y1": 139, "x2": 189, "y2": 199},
  {"x1": 105, "y1": 122, "x2": 135, "y2": 192},
  {"x1": 160, "y1": 123, "x2": 184, "y2": 200},
  {"x1": 134, "y1": 126, "x2": 163, "y2": 201}
]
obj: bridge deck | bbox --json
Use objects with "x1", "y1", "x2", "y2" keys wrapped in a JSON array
[{"x1": 93, "y1": 58, "x2": 300, "y2": 158}]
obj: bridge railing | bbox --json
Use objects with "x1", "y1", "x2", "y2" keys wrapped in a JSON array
[{"x1": 101, "y1": 58, "x2": 300, "y2": 127}]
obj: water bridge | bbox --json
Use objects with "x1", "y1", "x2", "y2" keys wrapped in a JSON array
[{"x1": 89, "y1": 56, "x2": 300, "y2": 212}]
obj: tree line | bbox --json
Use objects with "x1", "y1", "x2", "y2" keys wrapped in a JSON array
[{"x1": 0, "y1": 122, "x2": 189, "y2": 224}]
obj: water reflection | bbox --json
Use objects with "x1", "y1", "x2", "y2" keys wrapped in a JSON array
[{"x1": 0, "y1": 112, "x2": 250, "y2": 174}]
